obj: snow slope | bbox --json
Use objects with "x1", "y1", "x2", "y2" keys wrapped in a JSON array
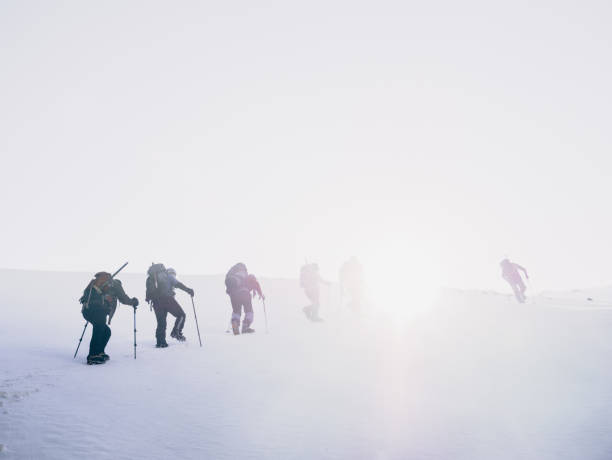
[{"x1": 1, "y1": 269, "x2": 612, "y2": 459}]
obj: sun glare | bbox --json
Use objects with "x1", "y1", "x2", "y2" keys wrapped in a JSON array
[{"x1": 360, "y1": 238, "x2": 443, "y2": 321}]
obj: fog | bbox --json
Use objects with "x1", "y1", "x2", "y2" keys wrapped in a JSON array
[{"x1": 2, "y1": 1, "x2": 612, "y2": 292}]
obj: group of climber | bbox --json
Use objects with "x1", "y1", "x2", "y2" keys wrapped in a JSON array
[
  {"x1": 297, "y1": 256, "x2": 531, "y2": 321},
  {"x1": 78, "y1": 256, "x2": 529, "y2": 364},
  {"x1": 299, "y1": 256, "x2": 366, "y2": 322},
  {"x1": 79, "y1": 262, "x2": 264, "y2": 365}
]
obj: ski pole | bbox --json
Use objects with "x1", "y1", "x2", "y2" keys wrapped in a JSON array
[
  {"x1": 262, "y1": 298, "x2": 269, "y2": 334},
  {"x1": 73, "y1": 282, "x2": 94, "y2": 359},
  {"x1": 73, "y1": 322, "x2": 88, "y2": 359},
  {"x1": 191, "y1": 296, "x2": 203, "y2": 347},
  {"x1": 133, "y1": 306, "x2": 137, "y2": 359},
  {"x1": 527, "y1": 278, "x2": 535, "y2": 304}
]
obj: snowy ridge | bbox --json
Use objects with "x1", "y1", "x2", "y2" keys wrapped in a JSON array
[{"x1": 1, "y1": 270, "x2": 612, "y2": 459}]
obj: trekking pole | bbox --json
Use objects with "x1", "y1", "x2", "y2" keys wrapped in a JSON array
[
  {"x1": 133, "y1": 306, "x2": 137, "y2": 359},
  {"x1": 190, "y1": 296, "x2": 203, "y2": 347},
  {"x1": 527, "y1": 278, "x2": 535, "y2": 304},
  {"x1": 262, "y1": 298, "x2": 269, "y2": 334},
  {"x1": 73, "y1": 322, "x2": 88, "y2": 359},
  {"x1": 73, "y1": 283, "x2": 94, "y2": 359}
]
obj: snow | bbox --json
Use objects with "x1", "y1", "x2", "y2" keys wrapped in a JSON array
[{"x1": 1, "y1": 269, "x2": 612, "y2": 459}]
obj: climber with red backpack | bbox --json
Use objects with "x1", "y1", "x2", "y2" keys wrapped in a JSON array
[{"x1": 225, "y1": 263, "x2": 265, "y2": 335}]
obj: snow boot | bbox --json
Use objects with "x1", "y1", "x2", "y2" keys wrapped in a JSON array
[
  {"x1": 156, "y1": 339, "x2": 169, "y2": 348},
  {"x1": 302, "y1": 306, "x2": 312, "y2": 320},
  {"x1": 101, "y1": 353, "x2": 110, "y2": 361},
  {"x1": 170, "y1": 330, "x2": 186, "y2": 342},
  {"x1": 231, "y1": 320, "x2": 240, "y2": 335},
  {"x1": 241, "y1": 326, "x2": 255, "y2": 334},
  {"x1": 87, "y1": 354, "x2": 105, "y2": 365}
]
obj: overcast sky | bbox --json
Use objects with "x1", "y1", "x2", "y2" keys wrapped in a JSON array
[{"x1": 1, "y1": 1, "x2": 611, "y2": 293}]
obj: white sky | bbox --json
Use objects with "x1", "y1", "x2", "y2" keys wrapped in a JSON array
[{"x1": 1, "y1": 1, "x2": 611, "y2": 291}]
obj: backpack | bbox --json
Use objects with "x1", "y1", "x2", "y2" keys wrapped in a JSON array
[
  {"x1": 146, "y1": 263, "x2": 171, "y2": 300},
  {"x1": 79, "y1": 272, "x2": 113, "y2": 308},
  {"x1": 225, "y1": 263, "x2": 248, "y2": 294}
]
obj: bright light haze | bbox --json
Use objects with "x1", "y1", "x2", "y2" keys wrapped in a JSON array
[{"x1": 1, "y1": 1, "x2": 611, "y2": 292}]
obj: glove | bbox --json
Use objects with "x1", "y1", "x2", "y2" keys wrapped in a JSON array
[
  {"x1": 187, "y1": 288, "x2": 195, "y2": 297},
  {"x1": 131, "y1": 298, "x2": 139, "y2": 308}
]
